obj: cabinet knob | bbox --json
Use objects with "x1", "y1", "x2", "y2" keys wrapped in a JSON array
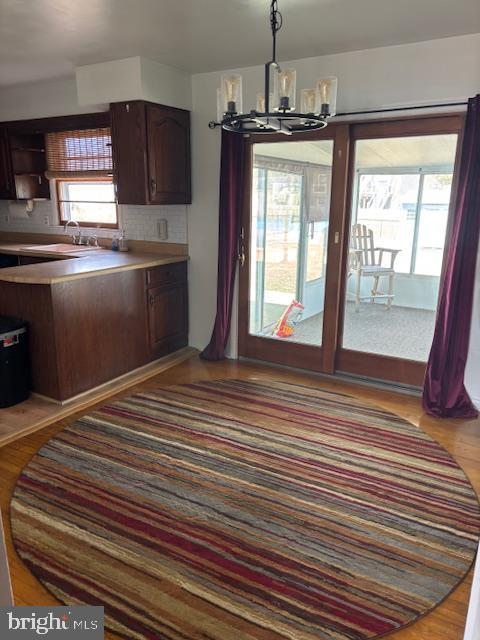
[
  {"x1": 150, "y1": 178, "x2": 156, "y2": 194},
  {"x1": 149, "y1": 294, "x2": 154, "y2": 307}
]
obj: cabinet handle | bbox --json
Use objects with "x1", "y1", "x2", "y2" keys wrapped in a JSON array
[
  {"x1": 150, "y1": 178, "x2": 156, "y2": 194},
  {"x1": 149, "y1": 294, "x2": 154, "y2": 307}
]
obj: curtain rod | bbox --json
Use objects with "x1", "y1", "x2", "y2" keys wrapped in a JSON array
[{"x1": 336, "y1": 101, "x2": 468, "y2": 117}]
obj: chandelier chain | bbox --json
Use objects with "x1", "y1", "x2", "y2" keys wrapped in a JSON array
[{"x1": 270, "y1": 0, "x2": 282, "y2": 62}]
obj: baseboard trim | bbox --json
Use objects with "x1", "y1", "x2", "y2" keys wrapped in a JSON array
[
  {"x1": 0, "y1": 347, "x2": 197, "y2": 448},
  {"x1": 469, "y1": 395, "x2": 480, "y2": 410},
  {"x1": 41, "y1": 348, "x2": 198, "y2": 406}
]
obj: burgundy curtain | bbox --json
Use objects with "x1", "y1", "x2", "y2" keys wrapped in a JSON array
[
  {"x1": 423, "y1": 95, "x2": 480, "y2": 418},
  {"x1": 200, "y1": 130, "x2": 245, "y2": 360}
]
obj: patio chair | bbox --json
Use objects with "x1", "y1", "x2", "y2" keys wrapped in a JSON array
[{"x1": 349, "y1": 223, "x2": 400, "y2": 312}]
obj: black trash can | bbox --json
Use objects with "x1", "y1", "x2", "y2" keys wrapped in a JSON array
[{"x1": 0, "y1": 316, "x2": 30, "y2": 408}]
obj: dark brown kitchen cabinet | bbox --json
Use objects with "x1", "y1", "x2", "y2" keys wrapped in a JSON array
[
  {"x1": 111, "y1": 100, "x2": 191, "y2": 205},
  {"x1": 0, "y1": 129, "x2": 14, "y2": 200},
  {"x1": 8, "y1": 132, "x2": 49, "y2": 200},
  {"x1": 146, "y1": 262, "x2": 188, "y2": 357},
  {"x1": 0, "y1": 260, "x2": 189, "y2": 401}
]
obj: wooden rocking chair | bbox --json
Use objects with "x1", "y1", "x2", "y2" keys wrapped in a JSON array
[{"x1": 349, "y1": 224, "x2": 400, "y2": 312}]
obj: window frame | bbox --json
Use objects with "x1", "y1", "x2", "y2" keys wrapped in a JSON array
[
  {"x1": 352, "y1": 165, "x2": 455, "y2": 277},
  {"x1": 55, "y1": 176, "x2": 119, "y2": 229}
]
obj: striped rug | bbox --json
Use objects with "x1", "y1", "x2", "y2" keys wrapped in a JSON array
[{"x1": 10, "y1": 379, "x2": 480, "y2": 640}]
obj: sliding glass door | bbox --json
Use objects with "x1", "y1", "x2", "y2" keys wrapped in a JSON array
[
  {"x1": 239, "y1": 116, "x2": 464, "y2": 386},
  {"x1": 337, "y1": 118, "x2": 462, "y2": 385},
  {"x1": 249, "y1": 142, "x2": 333, "y2": 345},
  {"x1": 239, "y1": 125, "x2": 349, "y2": 373}
]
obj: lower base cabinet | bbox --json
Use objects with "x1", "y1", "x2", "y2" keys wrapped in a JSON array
[
  {"x1": 146, "y1": 262, "x2": 188, "y2": 357},
  {"x1": 0, "y1": 260, "x2": 188, "y2": 401}
]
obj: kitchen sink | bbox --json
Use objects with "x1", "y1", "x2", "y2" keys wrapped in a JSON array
[{"x1": 20, "y1": 244, "x2": 102, "y2": 253}]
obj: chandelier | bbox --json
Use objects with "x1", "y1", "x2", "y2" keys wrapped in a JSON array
[{"x1": 209, "y1": 0, "x2": 338, "y2": 135}]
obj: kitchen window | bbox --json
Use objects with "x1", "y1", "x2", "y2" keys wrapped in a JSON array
[
  {"x1": 46, "y1": 127, "x2": 118, "y2": 228},
  {"x1": 56, "y1": 179, "x2": 117, "y2": 228}
]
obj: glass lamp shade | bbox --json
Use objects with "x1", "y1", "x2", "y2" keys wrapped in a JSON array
[
  {"x1": 300, "y1": 88, "x2": 317, "y2": 114},
  {"x1": 256, "y1": 93, "x2": 266, "y2": 113},
  {"x1": 256, "y1": 92, "x2": 274, "y2": 113},
  {"x1": 274, "y1": 68, "x2": 296, "y2": 111},
  {"x1": 316, "y1": 77, "x2": 338, "y2": 116},
  {"x1": 217, "y1": 88, "x2": 224, "y2": 121},
  {"x1": 221, "y1": 74, "x2": 243, "y2": 114}
]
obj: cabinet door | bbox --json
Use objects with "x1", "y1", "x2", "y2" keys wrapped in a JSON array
[
  {"x1": 147, "y1": 282, "x2": 188, "y2": 357},
  {"x1": 111, "y1": 101, "x2": 149, "y2": 205},
  {"x1": 0, "y1": 130, "x2": 14, "y2": 200},
  {"x1": 146, "y1": 104, "x2": 191, "y2": 205}
]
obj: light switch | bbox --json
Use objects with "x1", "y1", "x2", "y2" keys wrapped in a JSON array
[{"x1": 157, "y1": 219, "x2": 168, "y2": 240}]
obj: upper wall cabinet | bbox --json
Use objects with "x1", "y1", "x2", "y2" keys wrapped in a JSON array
[
  {"x1": 0, "y1": 129, "x2": 49, "y2": 201},
  {"x1": 0, "y1": 129, "x2": 14, "y2": 200},
  {"x1": 9, "y1": 132, "x2": 49, "y2": 200},
  {"x1": 111, "y1": 101, "x2": 191, "y2": 205}
]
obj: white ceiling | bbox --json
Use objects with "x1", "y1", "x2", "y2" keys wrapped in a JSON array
[
  {"x1": 0, "y1": 0, "x2": 479, "y2": 87},
  {"x1": 355, "y1": 135, "x2": 458, "y2": 169},
  {"x1": 255, "y1": 135, "x2": 458, "y2": 169}
]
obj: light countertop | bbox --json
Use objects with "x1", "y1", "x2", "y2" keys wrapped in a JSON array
[{"x1": 0, "y1": 243, "x2": 188, "y2": 285}]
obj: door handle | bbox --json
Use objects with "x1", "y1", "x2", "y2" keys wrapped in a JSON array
[
  {"x1": 239, "y1": 246, "x2": 245, "y2": 267},
  {"x1": 149, "y1": 294, "x2": 154, "y2": 307},
  {"x1": 150, "y1": 178, "x2": 156, "y2": 194}
]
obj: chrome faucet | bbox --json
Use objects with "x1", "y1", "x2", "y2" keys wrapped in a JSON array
[{"x1": 64, "y1": 220, "x2": 82, "y2": 245}]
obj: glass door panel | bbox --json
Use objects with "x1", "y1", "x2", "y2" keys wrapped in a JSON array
[
  {"x1": 249, "y1": 140, "x2": 334, "y2": 346},
  {"x1": 342, "y1": 134, "x2": 458, "y2": 363},
  {"x1": 414, "y1": 174, "x2": 452, "y2": 276}
]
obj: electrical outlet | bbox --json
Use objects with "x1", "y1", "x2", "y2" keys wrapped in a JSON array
[
  {"x1": 3, "y1": 214, "x2": 9, "y2": 224},
  {"x1": 43, "y1": 215, "x2": 50, "y2": 225},
  {"x1": 157, "y1": 219, "x2": 168, "y2": 240}
]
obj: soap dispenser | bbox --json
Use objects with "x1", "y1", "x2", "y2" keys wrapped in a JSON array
[{"x1": 118, "y1": 229, "x2": 129, "y2": 252}]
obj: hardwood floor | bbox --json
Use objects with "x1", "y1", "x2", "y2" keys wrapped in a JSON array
[
  {"x1": 1, "y1": 355, "x2": 478, "y2": 640},
  {"x1": 0, "y1": 347, "x2": 196, "y2": 447}
]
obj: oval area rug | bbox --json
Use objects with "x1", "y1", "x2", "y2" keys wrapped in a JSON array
[{"x1": 11, "y1": 379, "x2": 480, "y2": 640}]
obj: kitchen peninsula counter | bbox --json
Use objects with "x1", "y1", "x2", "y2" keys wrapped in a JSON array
[
  {"x1": 0, "y1": 243, "x2": 188, "y2": 284},
  {"x1": 0, "y1": 243, "x2": 188, "y2": 402}
]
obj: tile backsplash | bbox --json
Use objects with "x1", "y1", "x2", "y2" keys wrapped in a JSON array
[{"x1": 0, "y1": 199, "x2": 188, "y2": 244}]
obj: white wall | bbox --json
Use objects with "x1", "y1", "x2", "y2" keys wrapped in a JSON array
[
  {"x1": 189, "y1": 33, "x2": 480, "y2": 365},
  {"x1": 0, "y1": 76, "x2": 107, "y2": 122},
  {"x1": 466, "y1": 246, "x2": 480, "y2": 408},
  {"x1": 76, "y1": 57, "x2": 192, "y2": 110},
  {"x1": 464, "y1": 542, "x2": 480, "y2": 640},
  {"x1": 347, "y1": 274, "x2": 441, "y2": 311}
]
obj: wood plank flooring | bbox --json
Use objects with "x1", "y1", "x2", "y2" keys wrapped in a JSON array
[
  {"x1": 0, "y1": 347, "x2": 196, "y2": 447},
  {"x1": 1, "y1": 355, "x2": 478, "y2": 640}
]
